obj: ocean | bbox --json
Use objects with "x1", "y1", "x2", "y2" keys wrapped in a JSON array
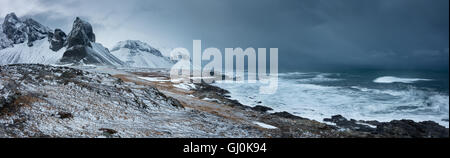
[{"x1": 213, "y1": 70, "x2": 449, "y2": 127}]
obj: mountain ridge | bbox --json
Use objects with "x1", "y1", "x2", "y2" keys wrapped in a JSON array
[
  {"x1": 0, "y1": 13, "x2": 170, "y2": 68},
  {"x1": 110, "y1": 40, "x2": 174, "y2": 68}
]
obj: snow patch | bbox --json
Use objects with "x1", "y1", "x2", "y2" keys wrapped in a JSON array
[
  {"x1": 202, "y1": 98, "x2": 220, "y2": 103},
  {"x1": 138, "y1": 77, "x2": 171, "y2": 82},
  {"x1": 173, "y1": 83, "x2": 196, "y2": 90},
  {"x1": 253, "y1": 121, "x2": 277, "y2": 129}
]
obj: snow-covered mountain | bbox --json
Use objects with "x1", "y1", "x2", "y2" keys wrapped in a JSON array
[
  {"x1": 0, "y1": 13, "x2": 63, "y2": 65},
  {"x1": 0, "y1": 38, "x2": 65, "y2": 65},
  {"x1": 0, "y1": 12, "x2": 179, "y2": 68},
  {"x1": 110, "y1": 40, "x2": 174, "y2": 68},
  {"x1": 0, "y1": 13, "x2": 123, "y2": 66}
]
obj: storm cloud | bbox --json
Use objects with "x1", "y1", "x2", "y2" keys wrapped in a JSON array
[{"x1": 1, "y1": 0, "x2": 448, "y2": 71}]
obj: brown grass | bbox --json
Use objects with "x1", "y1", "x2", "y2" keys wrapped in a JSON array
[
  {"x1": 1, "y1": 95, "x2": 44, "y2": 116},
  {"x1": 113, "y1": 73, "x2": 245, "y2": 123}
]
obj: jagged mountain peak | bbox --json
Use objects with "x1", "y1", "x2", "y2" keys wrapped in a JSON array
[
  {"x1": 66, "y1": 17, "x2": 95, "y2": 48},
  {"x1": 1, "y1": 13, "x2": 123, "y2": 67},
  {"x1": 1, "y1": 13, "x2": 173, "y2": 68},
  {"x1": 4, "y1": 12, "x2": 20, "y2": 24},
  {"x1": 1, "y1": 12, "x2": 51, "y2": 47},
  {"x1": 60, "y1": 17, "x2": 123, "y2": 66}
]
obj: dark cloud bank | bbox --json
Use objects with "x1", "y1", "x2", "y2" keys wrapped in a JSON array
[{"x1": 1, "y1": 0, "x2": 448, "y2": 71}]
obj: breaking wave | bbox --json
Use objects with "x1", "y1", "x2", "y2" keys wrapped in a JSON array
[
  {"x1": 214, "y1": 72, "x2": 449, "y2": 127},
  {"x1": 374, "y1": 76, "x2": 432, "y2": 84}
]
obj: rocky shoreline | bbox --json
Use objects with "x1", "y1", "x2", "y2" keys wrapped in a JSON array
[
  {"x1": 1, "y1": 64, "x2": 448, "y2": 138},
  {"x1": 190, "y1": 81, "x2": 449, "y2": 138}
]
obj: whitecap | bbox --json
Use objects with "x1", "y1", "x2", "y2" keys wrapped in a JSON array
[
  {"x1": 374, "y1": 76, "x2": 432, "y2": 84},
  {"x1": 214, "y1": 73, "x2": 449, "y2": 127}
]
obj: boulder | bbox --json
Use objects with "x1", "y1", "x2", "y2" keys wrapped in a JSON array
[
  {"x1": 271, "y1": 111, "x2": 308, "y2": 120},
  {"x1": 251, "y1": 105, "x2": 273, "y2": 113}
]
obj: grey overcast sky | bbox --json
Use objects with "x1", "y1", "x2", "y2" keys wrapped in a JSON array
[{"x1": 1, "y1": 0, "x2": 448, "y2": 71}]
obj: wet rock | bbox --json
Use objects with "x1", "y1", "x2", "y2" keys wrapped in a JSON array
[
  {"x1": 324, "y1": 115, "x2": 449, "y2": 138},
  {"x1": 251, "y1": 105, "x2": 273, "y2": 113},
  {"x1": 376, "y1": 120, "x2": 449, "y2": 138},
  {"x1": 323, "y1": 115, "x2": 376, "y2": 132},
  {"x1": 195, "y1": 82, "x2": 229, "y2": 95},
  {"x1": 271, "y1": 111, "x2": 308, "y2": 120}
]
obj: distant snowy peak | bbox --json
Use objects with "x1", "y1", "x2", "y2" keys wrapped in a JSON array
[
  {"x1": 111, "y1": 40, "x2": 163, "y2": 57},
  {"x1": 111, "y1": 40, "x2": 174, "y2": 68}
]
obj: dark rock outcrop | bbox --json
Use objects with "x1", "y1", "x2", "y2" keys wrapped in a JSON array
[
  {"x1": 60, "y1": 17, "x2": 95, "y2": 63},
  {"x1": 66, "y1": 17, "x2": 95, "y2": 48},
  {"x1": 47, "y1": 29, "x2": 67, "y2": 51},
  {"x1": 324, "y1": 115, "x2": 449, "y2": 138},
  {"x1": 376, "y1": 120, "x2": 449, "y2": 138},
  {"x1": 323, "y1": 115, "x2": 377, "y2": 132},
  {"x1": 2, "y1": 13, "x2": 50, "y2": 47},
  {"x1": 252, "y1": 105, "x2": 273, "y2": 113},
  {"x1": 60, "y1": 17, "x2": 123, "y2": 66},
  {"x1": 271, "y1": 111, "x2": 308, "y2": 120}
]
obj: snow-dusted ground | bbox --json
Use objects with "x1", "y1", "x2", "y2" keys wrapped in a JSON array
[{"x1": 0, "y1": 64, "x2": 264, "y2": 137}]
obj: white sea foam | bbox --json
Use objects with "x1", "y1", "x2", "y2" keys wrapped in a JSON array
[
  {"x1": 374, "y1": 76, "x2": 432, "y2": 84},
  {"x1": 214, "y1": 72, "x2": 449, "y2": 127}
]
